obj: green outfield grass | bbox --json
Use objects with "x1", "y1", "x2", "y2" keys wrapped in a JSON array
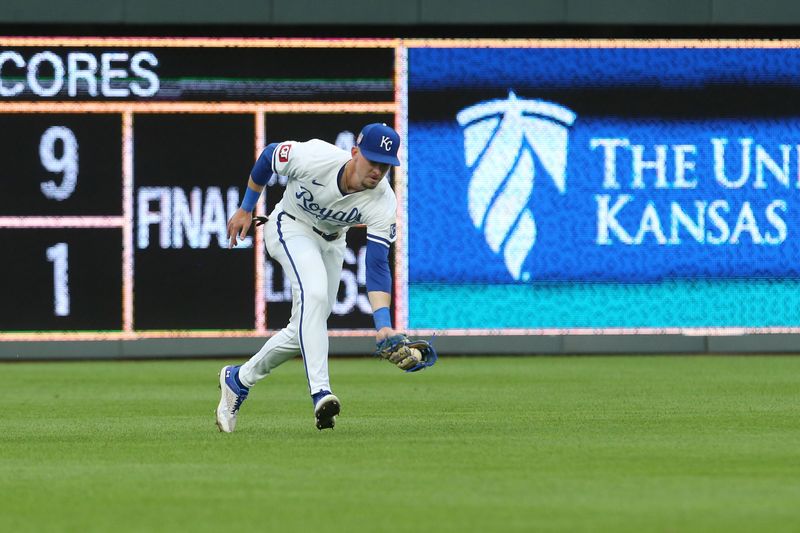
[{"x1": 1, "y1": 355, "x2": 799, "y2": 532}]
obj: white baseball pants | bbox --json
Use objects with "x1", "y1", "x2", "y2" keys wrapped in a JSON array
[{"x1": 238, "y1": 211, "x2": 346, "y2": 395}]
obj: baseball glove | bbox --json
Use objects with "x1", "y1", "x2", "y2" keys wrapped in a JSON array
[{"x1": 374, "y1": 334, "x2": 438, "y2": 372}]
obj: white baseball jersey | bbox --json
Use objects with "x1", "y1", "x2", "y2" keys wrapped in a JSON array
[{"x1": 271, "y1": 139, "x2": 397, "y2": 246}]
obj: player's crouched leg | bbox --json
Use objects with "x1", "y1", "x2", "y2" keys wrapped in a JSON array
[{"x1": 216, "y1": 365, "x2": 249, "y2": 433}]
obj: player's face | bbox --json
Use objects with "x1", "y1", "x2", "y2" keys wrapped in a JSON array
[{"x1": 352, "y1": 148, "x2": 391, "y2": 190}]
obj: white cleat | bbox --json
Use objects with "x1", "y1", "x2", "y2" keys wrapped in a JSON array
[
  {"x1": 215, "y1": 365, "x2": 249, "y2": 433},
  {"x1": 313, "y1": 392, "x2": 341, "y2": 430}
]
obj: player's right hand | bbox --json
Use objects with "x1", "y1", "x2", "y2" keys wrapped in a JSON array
[{"x1": 226, "y1": 208, "x2": 253, "y2": 248}]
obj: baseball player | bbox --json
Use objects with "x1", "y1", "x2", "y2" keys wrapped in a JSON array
[{"x1": 216, "y1": 123, "x2": 401, "y2": 432}]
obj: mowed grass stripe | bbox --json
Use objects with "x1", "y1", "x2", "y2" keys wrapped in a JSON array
[{"x1": 1, "y1": 356, "x2": 799, "y2": 532}]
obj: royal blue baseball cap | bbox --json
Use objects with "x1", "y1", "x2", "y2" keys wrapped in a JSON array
[{"x1": 357, "y1": 123, "x2": 401, "y2": 166}]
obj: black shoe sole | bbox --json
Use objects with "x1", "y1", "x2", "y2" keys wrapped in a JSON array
[{"x1": 315, "y1": 398, "x2": 340, "y2": 430}]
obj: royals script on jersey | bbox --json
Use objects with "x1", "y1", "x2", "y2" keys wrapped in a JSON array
[{"x1": 271, "y1": 139, "x2": 397, "y2": 247}]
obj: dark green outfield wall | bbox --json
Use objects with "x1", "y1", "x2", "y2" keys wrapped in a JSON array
[{"x1": 1, "y1": 0, "x2": 800, "y2": 26}]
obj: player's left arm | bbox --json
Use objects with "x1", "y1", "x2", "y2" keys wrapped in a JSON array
[
  {"x1": 365, "y1": 232, "x2": 397, "y2": 342},
  {"x1": 367, "y1": 238, "x2": 438, "y2": 372}
]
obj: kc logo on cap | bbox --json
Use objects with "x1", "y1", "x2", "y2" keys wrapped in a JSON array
[{"x1": 357, "y1": 123, "x2": 401, "y2": 166}]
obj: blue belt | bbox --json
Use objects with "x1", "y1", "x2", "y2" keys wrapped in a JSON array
[{"x1": 282, "y1": 212, "x2": 340, "y2": 242}]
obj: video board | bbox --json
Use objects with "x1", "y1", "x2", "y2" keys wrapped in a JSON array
[
  {"x1": 405, "y1": 41, "x2": 800, "y2": 333},
  {"x1": 0, "y1": 38, "x2": 397, "y2": 339}
]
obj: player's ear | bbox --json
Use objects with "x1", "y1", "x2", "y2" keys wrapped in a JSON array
[{"x1": 351, "y1": 146, "x2": 359, "y2": 158}]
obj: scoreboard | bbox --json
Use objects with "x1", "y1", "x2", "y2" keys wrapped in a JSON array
[{"x1": 0, "y1": 38, "x2": 399, "y2": 340}]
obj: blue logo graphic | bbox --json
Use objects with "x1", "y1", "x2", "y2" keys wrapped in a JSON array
[
  {"x1": 457, "y1": 91, "x2": 575, "y2": 280},
  {"x1": 408, "y1": 47, "x2": 800, "y2": 286}
]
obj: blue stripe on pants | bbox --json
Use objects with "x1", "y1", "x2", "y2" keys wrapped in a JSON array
[{"x1": 276, "y1": 212, "x2": 312, "y2": 393}]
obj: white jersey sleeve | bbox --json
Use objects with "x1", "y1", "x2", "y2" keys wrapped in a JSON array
[
  {"x1": 272, "y1": 139, "x2": 343, "y2": 181},
  {"x1": 272, "y1": 141, "x2": 299, "y2": 178},
  {"x1": 365, "y1": 186, "x2": 398, "y2": 249}
]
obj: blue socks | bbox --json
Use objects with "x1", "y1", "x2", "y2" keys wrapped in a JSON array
[
  {"x1": 311, "y1": 390, "x2": 331, "y2": 405},
  {"x1": 232, "y1": 366, "x2": 249, "y2": 390}
]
